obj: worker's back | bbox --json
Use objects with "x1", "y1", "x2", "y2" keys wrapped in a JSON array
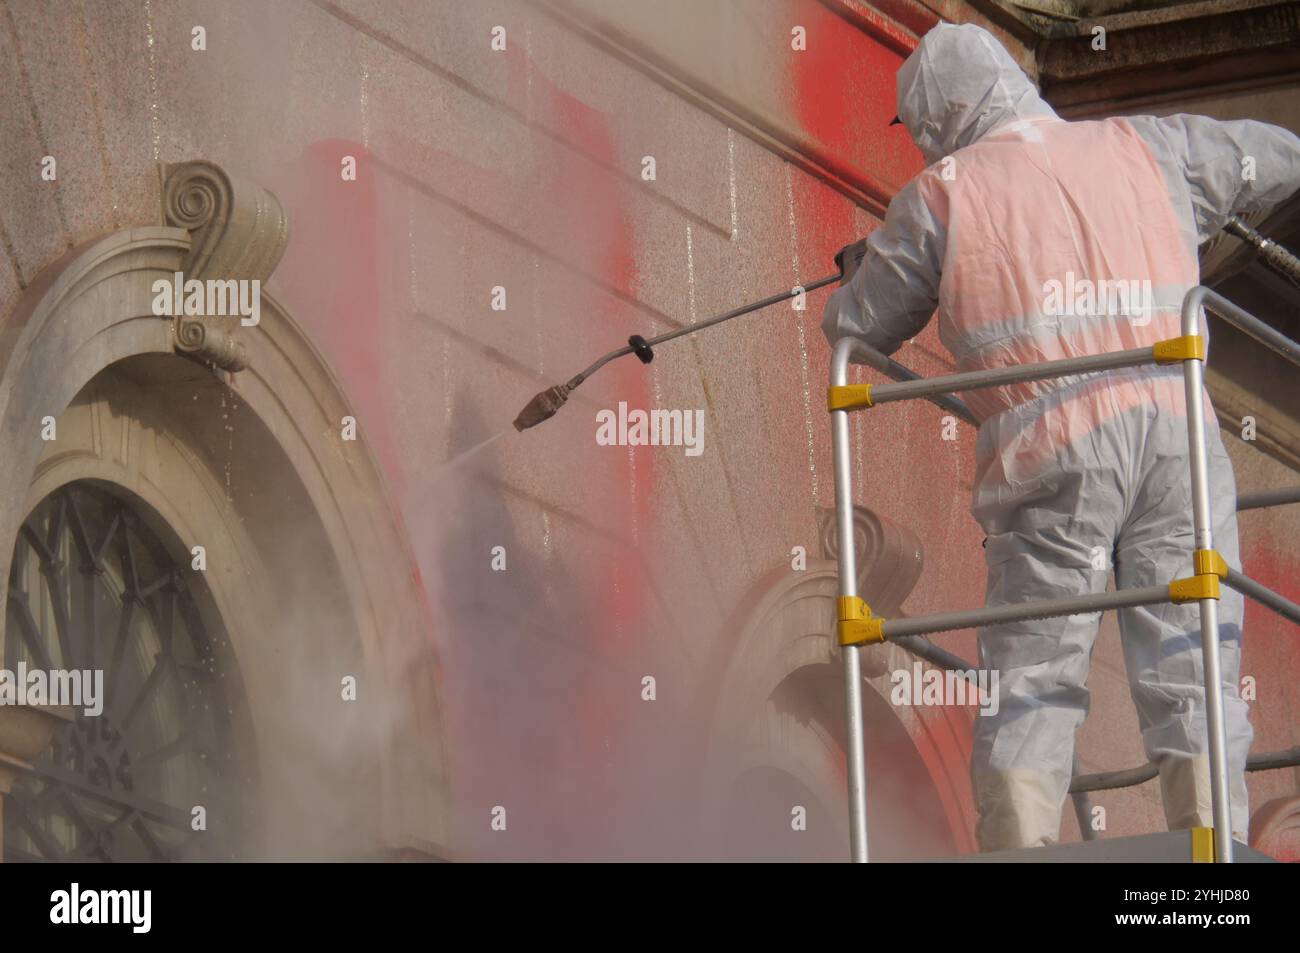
[{"x1": 929, "y1": 114, "x2": 1198, "y2": 422}]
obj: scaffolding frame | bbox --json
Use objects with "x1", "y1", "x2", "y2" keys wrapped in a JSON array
[{"x1": 828, "y1": 285, "x2": 1300, "y2": 864}]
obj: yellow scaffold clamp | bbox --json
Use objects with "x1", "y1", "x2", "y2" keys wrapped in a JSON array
[
  {"x1": 1169, "y1": 573, "x2": 1220, "y2": 604},
  {"x1": 1153, "y1": 334, "x2": 1206, "y2": 364},
  {"x1": 827, "y1": 384, "x2": 874, "y2": 412},
  {"x1": 1169, "y1": 548, "x2": 1228, "y2": 604},
  {"x1": 838, "y1": 595, "x2": 886, "y2": 646},
  {"x1": 1193, "y1": 548, "x2": 1229, "y2": 579}
]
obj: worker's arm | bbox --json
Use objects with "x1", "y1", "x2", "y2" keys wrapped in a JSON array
[
  {"x1": 1132, "y1": 114, "x2": 1300, "y2": 244},
  {"x1": 821, "y1": 174, "x2": 946, "y2": 358}
]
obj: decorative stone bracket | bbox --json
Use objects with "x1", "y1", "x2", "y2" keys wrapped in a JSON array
[
  {"x1": 815, "y1": 504, "x2": 924, "y2": 618},
  {"x1": 160, "y1": 161, "x2": 290, "y2": 372}
]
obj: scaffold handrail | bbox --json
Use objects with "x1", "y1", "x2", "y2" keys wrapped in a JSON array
[
  {"x1": 1236, "y1": 487, "x2": 1300, "y2": 511},
  {"x1": 1191, "y1": 284, "x2": 1300, "y2": 369},
  {"x1": 847, "y1": 340, "x2": 1300, "y2": 515},
  {"x1": 1224, "y1": 569, "x2": 1300, "y2": 625}
]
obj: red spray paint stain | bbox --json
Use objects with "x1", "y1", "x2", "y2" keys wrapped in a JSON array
[
  {"x1": 274, "y1": 140, "x2": 405, "y2": 493},
  {"x1": 504, "y1": 45, "x2": 655, "y2": 852}
]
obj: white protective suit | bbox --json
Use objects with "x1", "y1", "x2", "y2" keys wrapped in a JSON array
[{"x1": 823, "y1": 22, "x2": 1300, "y2": 850}]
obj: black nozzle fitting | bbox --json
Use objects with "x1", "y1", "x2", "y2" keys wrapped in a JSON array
[{"x1": 628, "y1": 334, "x2": 654, "y2": 364}]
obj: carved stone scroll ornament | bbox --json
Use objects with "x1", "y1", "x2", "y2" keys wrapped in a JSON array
[
  {"x1": 173, "y1": 318, "x2": 248, "y2": 372},
  {"x1": 161, "y1": 160, "x2": 288, "y2": 283},
  {"x1": 160, "y1": 161, "x2": 289, "y2": 372},
  {"x1": 815, "y1": 504, "x2": 924, "y2": 618}
]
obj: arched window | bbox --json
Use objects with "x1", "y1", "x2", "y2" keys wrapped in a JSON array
[{"x1": 4, "y1": 482, "x2": 245, "y2": 861}]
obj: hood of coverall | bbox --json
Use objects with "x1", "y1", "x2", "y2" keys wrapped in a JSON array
[{"x1": 896, "y1": 22, "x2": 1058, "y2": 165}]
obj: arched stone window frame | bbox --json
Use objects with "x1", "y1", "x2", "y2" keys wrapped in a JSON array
[
  {"x1": 0, "y1": 161, "x2": 450, "y2": 860},
  {"x1": 692, "y1": 506, "x2": 977, "y2": 859}
]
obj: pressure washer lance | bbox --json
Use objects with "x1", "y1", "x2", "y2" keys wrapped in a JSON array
[
  {"x1": 513, "y1": 240, "x2": 979, "y2": 431},
  {"x1": 1225, "y1": 215, "x2": 1300, "y2": 287},
  {"x1": 512, "y1": 274, "x2": 839, "y2": 430}
]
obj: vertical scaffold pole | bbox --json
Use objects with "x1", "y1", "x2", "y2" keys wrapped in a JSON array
[
  {"x1": 1180, "y1": 287, "x2": 1234, "y2": 863},
  {"x1": 831, "y1": 337, "x2": 869, "y2": 863}
]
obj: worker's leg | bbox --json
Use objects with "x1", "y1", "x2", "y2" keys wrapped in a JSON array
[
  {"x1": 1115, "y1": 410, "x2": 1252, "y2": 842},
  {"x1": 970, "y1": 417, "x2": 1123, "y2": 851}
]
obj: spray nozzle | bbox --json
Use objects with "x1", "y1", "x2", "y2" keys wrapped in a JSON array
[
  {"x1": 513, "y1": 379, "x2": 580, "y2": 431},
  {"x1": 513, "y1": 384, "x2": 570, "y2": 431}
]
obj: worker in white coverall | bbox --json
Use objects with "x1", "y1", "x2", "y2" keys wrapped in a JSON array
[{"x1": 823, "y1": 21, "x2": 1300, "y2": 851}]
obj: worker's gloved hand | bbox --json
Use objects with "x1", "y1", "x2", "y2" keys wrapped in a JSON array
[
  {"x1": 835, "y1": 238, "x2": 870, "y2": 284},
  {"x1": 823, "y1": 239, "x2": 871, "y2": 351}
]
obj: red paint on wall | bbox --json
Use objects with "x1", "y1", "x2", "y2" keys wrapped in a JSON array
[
  {"x1": 274, "y1": 139, "x2": 406, "y2": 496},
  {"x1": 1236, "y1": 540, "x2": 1300, "y2": 749},
  {"x1": 506, "y1": 47, "x2": 651, "y2": 629},
  {"x1": 507, "y1": 46, "x2": 658, "y2": 853}
]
